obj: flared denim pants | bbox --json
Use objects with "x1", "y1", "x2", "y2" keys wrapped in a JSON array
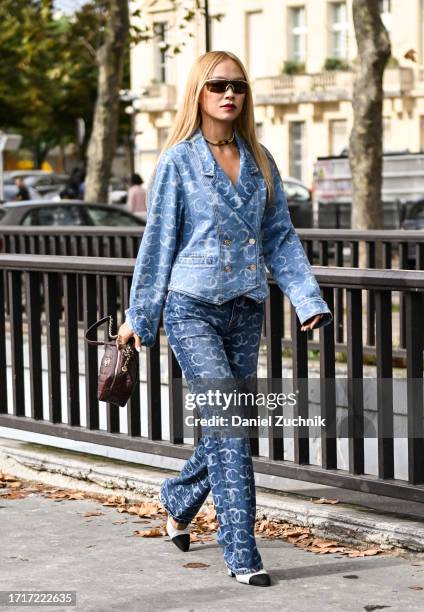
[{"x1": 159, "y1": 289, "x2": 265, "y2": 575}]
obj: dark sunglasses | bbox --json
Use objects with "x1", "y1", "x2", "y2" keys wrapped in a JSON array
[{"x1": 204, "y1": 79, "x2": 249, "y2": 94}]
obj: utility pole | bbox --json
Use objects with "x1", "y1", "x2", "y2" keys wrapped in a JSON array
[{"x1": 205, "y1": 0, "x2": 210, "y2": 52}]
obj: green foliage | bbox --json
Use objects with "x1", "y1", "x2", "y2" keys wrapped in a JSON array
[
  {"x1": 0, "y1": 0, "x2": 126, "y2": 165},
  {"x1": 324, "y1": 57, "x2": 350, "y2": 71},
  {"x1": 0, "y1": 0, "x2": 97, "y2": 164},
  {"x1": 282, "y1": 60, "x2": 305, "y2": 75},
  {"x1": 387, "y1": 55, "x2": 399, "y2": 68},
  {"x1": 0, "y1": 0, "x2": 223, "y2": 166}
]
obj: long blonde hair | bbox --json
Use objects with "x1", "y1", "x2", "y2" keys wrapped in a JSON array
[{"x1": 161, "y1": 50, "x2": 274, "y2": 203}]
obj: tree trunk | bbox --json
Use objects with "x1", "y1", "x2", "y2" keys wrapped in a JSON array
[
  {"x1": 349, "y1": 0, "x2": 391, "y2": 232},
  {"x1": 84, "y1": 0, "x2": 129, "y2": 203}
]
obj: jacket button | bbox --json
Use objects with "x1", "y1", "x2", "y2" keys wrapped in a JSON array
[
  {"x1": 223, "y1": 239, "x2": 232, "y2": 246},
  {"x1": 248, "y1": 263, "x2": 256, "y2": 271},
  {"x1": 224, "y1": 265, "x2": 232, "y2": 272},
  {"x1": 248, "y1": 237, "x2": 256, "y2": 244}
]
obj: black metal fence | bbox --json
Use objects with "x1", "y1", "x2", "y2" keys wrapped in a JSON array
[
  {"x1": 0, "y1": 254, "x2": 423, "y2": 502},
  {"x1": 1, "y1": 227, "x2": 424, "y2": 269},
  {"x1": 1, "y1": 226, "x2": 423, "y2": 350}
]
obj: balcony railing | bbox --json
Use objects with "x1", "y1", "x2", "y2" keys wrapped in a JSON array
[
  {"x1": 253, "y1": 68, "x2": 414, "y2": 105},
  {"x1": 137, "y1": 83, "x2": 177, "y2": 111}
]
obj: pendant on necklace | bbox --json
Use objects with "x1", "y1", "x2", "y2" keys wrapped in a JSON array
[{"x1": 204, "y1": 131, "x2": 235, "y2": 146}]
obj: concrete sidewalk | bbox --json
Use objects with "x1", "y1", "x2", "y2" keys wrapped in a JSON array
[
  {"x1": 1, "y1": 482, "x2": 424, "y2": 611},
  {"x1": 1, "y1": 438, "x2": 424, "y2": 554}
]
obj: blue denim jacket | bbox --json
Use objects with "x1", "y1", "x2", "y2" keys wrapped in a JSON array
[{"x1": 125, "y1": 126, "x2": 332, "y2": 347}]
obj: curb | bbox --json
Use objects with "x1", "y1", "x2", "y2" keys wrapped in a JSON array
[{"x1": 1, "y1": 440, "x2": 424, "y2": 554}]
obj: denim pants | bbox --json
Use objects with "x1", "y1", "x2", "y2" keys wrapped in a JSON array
[{"x1": 159, "y1": 289, "x2": 265, "y2": 574}]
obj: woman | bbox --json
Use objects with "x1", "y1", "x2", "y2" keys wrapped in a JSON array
[
  {"x1": 127, "y1": 173, "x2": 147, "y2": 222},
  {"x1": 117, "y1": 50, "x2": 332, "y2": 587}
]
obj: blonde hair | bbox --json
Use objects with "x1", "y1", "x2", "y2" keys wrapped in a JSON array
[{"x1": 160, "y1": 50, "x2": 274, "y2": 203}]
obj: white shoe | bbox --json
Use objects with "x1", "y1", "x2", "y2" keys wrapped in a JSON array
[
  {"x1": 166, "y1": 516, "x2": 191, "y2": 552},
  {"x1": 227, "y1": 567, "x2": 271, "y2": 586}
]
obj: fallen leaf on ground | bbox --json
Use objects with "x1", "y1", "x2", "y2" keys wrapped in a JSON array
[
  {"x1": 1, "y1": 491, "x2": 29, "y2": 500},
  {"x1": 102, "y1": 495, "x2": 127, "y2": 507},
  {"x1": 134, "y1": 527, "x2": 164, "y2": 537},
  {"x1": 363, "y1": 549, "x2": 381, "y2": 556},
  {"x1": 182, "y1": 562, "x2": 210, "y2": 569}
]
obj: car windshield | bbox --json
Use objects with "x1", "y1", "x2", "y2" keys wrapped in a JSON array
[
  {"x1": 21, "y1": 206, "x2": 86, "y2": 226},
  {"x1": 87, "y1": 207, "x2": 142, "y2": 226},
  {"x1": 407, "y1": 203, "x2": 424, "y2": 220},
  {"x1": 284, "y1": 182, "x2": 310, "y2": 201}
]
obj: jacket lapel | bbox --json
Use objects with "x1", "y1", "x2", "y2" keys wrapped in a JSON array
[{"x1": 189, "y1": 127, "x2": 261, "y2": 232}]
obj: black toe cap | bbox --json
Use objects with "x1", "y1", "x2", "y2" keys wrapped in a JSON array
[
  {"x1": 249, "y1": 574, "x2": 271, "y2": 587},
  {"x1": 172, "y1": 533, "x2": 190, "y2": 552}
]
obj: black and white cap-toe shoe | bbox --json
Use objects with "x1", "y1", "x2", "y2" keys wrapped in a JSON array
[
  {"x1": 227, "y1": 567, "x2": 271, "y2": 587},
  {"x1": 166, "y1": 516, "x2": 191, "y2": 552}
]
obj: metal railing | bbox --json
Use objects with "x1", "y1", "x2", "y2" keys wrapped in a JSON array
[
  {"x1": 2, "y1": 226, "x2": 423, "y2": 350},
  {"x1": 1, "y1": 226, "x2": 423, "y2": 268},
  {"x1": 0, "y1": 254, "x2": 423, "y2": 502}
]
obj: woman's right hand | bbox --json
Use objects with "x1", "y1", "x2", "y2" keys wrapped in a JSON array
[{"x1": 116, "y1": 321, "x2": 142, "y2": 352}]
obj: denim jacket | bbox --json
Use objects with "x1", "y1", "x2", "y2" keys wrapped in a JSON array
[{"x1": 125, "y1": 126, "x2": 332, "y2": 347}]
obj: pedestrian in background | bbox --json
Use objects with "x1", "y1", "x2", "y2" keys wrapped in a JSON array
[
  {"x1": 14, "y1": 177, "x2": 30, "y2": 201},
  {"x1": 60, "y1": 167, "x2": 85, "y2": 200},
  {"x1": 127, "y1": 173, "x2": 147, "y2": 222},
  {"x1": 117, "y1": 50, "x2": 332, "y2": 587}
]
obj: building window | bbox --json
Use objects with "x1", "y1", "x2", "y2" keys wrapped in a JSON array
[
  {"x1": 153, "y1": 22, "x2": 168, "y2": 83},
  {"x1": 246, "y1": 11, "x2": 266, "y2": 79},
  {"x1": 157, "y1": 127, "x2": 170, "y2": 149},
  {"x1": 255, "y1": 123, "x2": 264, "y2": 140},
  {"x1": 420, "y1": 117, "x2": 424, "y2": 152},
  {"x1": 379, "y1": 0, "x2": 392, "y2": 30},
  {"x1": 289, "y1": 121, "x2": 305, "y2": 181},
  {"x1": 329, "y1": 119, "x2": 348, "y2": 156},
  {"x1": 289, "y1": 6, "x2": 307, "y2": 62},
  {"x1": 383, "y1": 116, "x2": 391, "y2": 152},
  {"x1": 329, "y1": 2, "x2": 349, "y2": 59},
  {"x1": 379, "y1": 0, "x2": 391, "y2": 13}
]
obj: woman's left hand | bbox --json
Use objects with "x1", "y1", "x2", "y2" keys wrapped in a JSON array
[{"x1": 300, "y1": 314, "x2": 323, "y2": 332}]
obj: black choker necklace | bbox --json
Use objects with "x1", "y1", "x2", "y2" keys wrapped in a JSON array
[{"x1": 203, "y1": 131, "x2": 235, "y2": 146}]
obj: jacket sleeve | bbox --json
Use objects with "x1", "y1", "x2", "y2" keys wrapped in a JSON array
[
  {"x1": 260, "y1": 147, "x2": 332, "y2": 329},
  {"x1": 124, "y1": 150, "x2": 181, "y2": 346}
]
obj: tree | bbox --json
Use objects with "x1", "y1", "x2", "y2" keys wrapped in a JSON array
[
  {"x1": 83, "y1": 0, "x2": 224, "y2": 203},
  {"x1": 0, "y1": 0, "x2": 101, "y2": 166},
  {"x1": 349, "y1": 0, "x2": 391, "y2": 231},
  {"x1": 84, "y1": 0, "x2": 129, "y2": 202}
]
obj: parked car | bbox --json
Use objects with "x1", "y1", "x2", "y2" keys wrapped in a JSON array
[
  {"x1": 109, "y1": 178, "x2": 128, "y2": 205},
  {"x1": 401, "y1": 199, "x2": 424, "y2": 267},
  {"x1": 282, "y1": 176, "x2": 313, "y2": 228},
  {"x1": 0, "y1": 200, "x2": 145, "y2": 227},
  {"x1": 3, "y1": 171, "x2": 69, "y2": 201},
  {"x1": 25, "y1": 173, "x2": 70, "y2": 199},
  {"x1": 402, "y1": 199, "x2": 424, "y2": 230},
  {"x1": 4, "y1": 170, "x2": 52, "y2": 183}
]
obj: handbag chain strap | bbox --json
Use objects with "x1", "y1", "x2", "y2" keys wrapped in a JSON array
[
  {"x1": 108, "y1": 317, "x2": 118, "y2": 340},
  {"x1": 85, "y1": 315, "x2": 119, "y2": 346}
]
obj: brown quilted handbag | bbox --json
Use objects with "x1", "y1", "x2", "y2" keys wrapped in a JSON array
[{"x1": 85, "y1": 315, "x2": 139, "y2": 407}]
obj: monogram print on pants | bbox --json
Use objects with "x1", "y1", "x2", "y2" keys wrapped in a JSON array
[{"x1": 159, "y1": 290, "x2": 265, "y2": 575}]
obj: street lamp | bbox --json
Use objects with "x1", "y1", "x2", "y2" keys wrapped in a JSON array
[{"x1": 205, "y1": 0, "x2": 210, "y2": 52}]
